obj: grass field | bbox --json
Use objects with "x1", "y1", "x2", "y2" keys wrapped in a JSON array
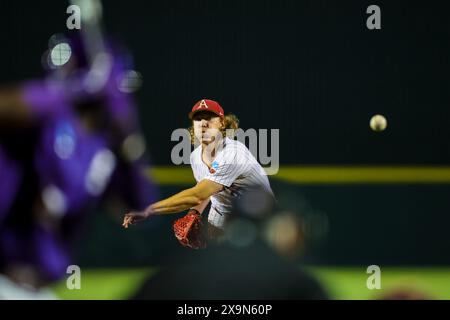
[
  {"x1": 51, "y1": 267, "x2": 450, "y2": 300},
  {"x1": 308, "y1": 267, "x2": 450, "y2": 300}
]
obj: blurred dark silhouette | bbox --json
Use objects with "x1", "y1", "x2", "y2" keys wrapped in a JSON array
[
  {"x1": 133, "y1": 242, "x2": 328, "y2": 300},
  {"x1": 375, "y1": 287, "x2": 434, "y2": 300},
  {"x1": 133, "y1": 187, "x2": 328, "y2": 299}
]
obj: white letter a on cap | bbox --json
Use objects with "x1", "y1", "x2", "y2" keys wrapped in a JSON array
[{"x1": 198, "y1": 99, "x2": 209, "y2": 109}]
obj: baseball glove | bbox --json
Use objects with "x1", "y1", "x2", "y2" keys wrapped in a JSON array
[{"x1": 173, "y1": 209, "x2": 206, "y2": 249}]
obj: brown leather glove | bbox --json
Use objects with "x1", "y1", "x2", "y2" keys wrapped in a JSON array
[{"x1": 173, "y1": 209, "x2": 206, "y2": 249}]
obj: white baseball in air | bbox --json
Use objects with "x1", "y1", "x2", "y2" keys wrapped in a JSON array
[
  {"x1": 50, "y1": 42, "x2": 72, "y2": 67},
  {"x1": 370, "y1": 114, "x2": 387, "y2": 132}
]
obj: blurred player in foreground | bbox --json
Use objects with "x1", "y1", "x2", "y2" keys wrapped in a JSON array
[
  {"x1": 132, "y1": 188, "x2": 327, "y2": 299},
  {"x1": 0, "y1": 18, "x2": 156, "y2": 298},
  {"x1": 123, "y1": 99, "x2": 274, "y2": 248}
]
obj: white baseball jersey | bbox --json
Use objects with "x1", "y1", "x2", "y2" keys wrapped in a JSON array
[{"x1": 190, "y1": 137, "x2": 273, "y2": 228}]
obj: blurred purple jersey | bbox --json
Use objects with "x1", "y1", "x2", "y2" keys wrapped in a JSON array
[{"x1": 0, "y1": 40, "x2": 157, "y2": 283}]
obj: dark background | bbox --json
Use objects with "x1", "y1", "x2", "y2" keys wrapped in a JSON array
[
  {"x1": 1, "y1": 0, "x2": 449, "y2": 266},
  {"x1": 2, "y1": 0, "x2": 450, "y2": 164}
]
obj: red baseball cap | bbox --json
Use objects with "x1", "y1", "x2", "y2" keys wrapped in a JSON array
[{"x1": 188, "y1": 99, "x2": 224, "y2": 119}]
